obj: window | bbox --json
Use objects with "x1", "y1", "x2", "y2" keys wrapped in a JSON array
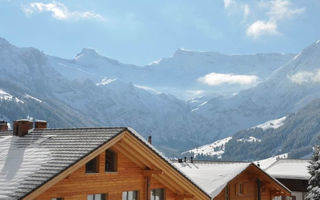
[
  {"x1": 122, "y1": 190, "x2": 139, "y2": 200},
  {"x1": 151, "y1": 188, "x2": 164, "y2": 200},
  {"x1": 51, "y1": 198, "x2": 63, "y2": 200},
  {"x1": 236, "y1": 182, "x2": 246, "y2": 196},
  {"x1": 86, "y1": 156, "x2": 99, "y2": 173},
  {"x1": 105, "y1": 149, "x2": 117, "y2": 172},
  {"x1": 87, "y1": 194, "x2": 107, "y2": 200}
]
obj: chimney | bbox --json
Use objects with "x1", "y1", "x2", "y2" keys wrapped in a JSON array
[
  {"x1": 35, "y1": 120, "x2": 47, "y2": 129},
  {"x1": 13, "y1": 119, "x2": 33, "y2": 137},
  {"x1": 190, "y1": 156, "x2": 193, "y2": 163},
  {"x1": 148, "y1": 136, "x2": 152, "y2": 144},
  {"x1": 0, "y1": 121, "x2": 8, "y2": 131}
]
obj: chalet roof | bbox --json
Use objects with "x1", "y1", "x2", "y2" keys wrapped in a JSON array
[
  {"x1": 0, "y1": 128, "x2": 126, "y2": 199},
  {"x1": 264, "y1": 159, "x2": 311, "y2": 180},
  {"x1": 173, "y1": 160, "x2": 291, "y2": 198},
  {"x1": 0, "y1": 127, "x2": 210, "y2": 200},
  {"x1": 173, "y1": 161, "x2": 251, "y2": 198}
]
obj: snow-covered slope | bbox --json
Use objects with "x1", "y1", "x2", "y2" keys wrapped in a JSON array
[
  {"x1": 252, "y1": 116, "x2": 287, "y2": 130},
  {"x1": 184, "y1": 137, "x2": 232, "y2": 158}
]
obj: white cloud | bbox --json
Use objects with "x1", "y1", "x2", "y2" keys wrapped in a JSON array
[
  {"x1": 198, "y1": 73, "x2": 259, "y2": 86},
  {"x1": 224, "y1": 0, "x2": 233, "y2": 8},
  {"x1": 22, "y1": 2, "x2": 105, "y2": 21},
  {"x1": 247, "y1": 20, "x2": 278, "y2": 38},
  {"x1": 223, "y1": 0, "x2": 250, "y2": 21},
  {"x1": 247, "y1": 0, "x2": 305, "y2": 38},
  {"x1": 267, "y1": 0, "x2": 305, "y2": 21},
  {"x1": 288, "y1": 70, "x2": 320, "y2": 84},
  {"x1": 242, "y1": 4, "x2": 250, "y2": 19}
]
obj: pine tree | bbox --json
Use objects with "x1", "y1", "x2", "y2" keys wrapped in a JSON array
[{"x1": 306, "y1": 145, "x2": 320, "y2": 200}]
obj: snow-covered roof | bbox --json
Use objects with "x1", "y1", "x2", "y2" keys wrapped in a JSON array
[
  {"x1": 265, "y1": 159, "x2": 311, "y2": 180},
  {"x1": 0, "y1": 128, "x2": 126, "y2": 199},
  {"x1": 173, "y1": 161, "x2": 250, "y2": 198},
  {"x1": 255, "y1": 153, "x2": 289, "y2": 170},
  {"x1": 0, "y1": 127, "x2": 209, "y2": 200}
]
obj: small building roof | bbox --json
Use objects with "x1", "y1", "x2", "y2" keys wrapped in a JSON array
[
  {"x1": 264, "y1": 159, "x2": 311, "y2": 180},
  {"x1": 173, "y1": 160, "x2": 291, "y2": 199},
  {"x1": 173, "y1": 161, "x2": 251, "y2": 198}
]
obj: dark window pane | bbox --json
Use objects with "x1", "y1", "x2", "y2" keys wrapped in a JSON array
[
  {"x1": 151, "y1": 189, "x2": 164, "y2": 200},
  {"x1": 86, "y1": 156, "x2": 99, "y2": 173},
  {"x1": 87, "y1": 194, "x2": 107, "y2": 200},
  {"x1": 105, "y1": 149, "x2": 117, "y2": 172},
  {"x1": 122, "y1": 191, "x2": 138, "y2": 200}
]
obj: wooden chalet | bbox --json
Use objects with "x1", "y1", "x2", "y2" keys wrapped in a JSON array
[
  {"x1": 0, "y1": 120, "x2": 210, "y2": 200},
  {"x1": 173, "y1": 160, "x2": 291, "y2": 200}
]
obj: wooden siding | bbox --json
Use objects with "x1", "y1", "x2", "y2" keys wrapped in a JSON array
[{"x1": 36, "y1": 149, "x2": 177, "y2": 200}]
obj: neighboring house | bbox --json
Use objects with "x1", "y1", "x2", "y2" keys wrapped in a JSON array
[
  {"x1": 0, "y1": 120, "x2": 210, "y2": 200},
  {"x1": 173, "y1": 160, "x2": 291, "y2": 200},
  {"x1": 264, "y1": 159, "x2": 311, "y2": 200}
]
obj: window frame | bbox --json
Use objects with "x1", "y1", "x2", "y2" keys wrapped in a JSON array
[
  {"x1": 105, "y1": 149, "x2": 117, "y2": 172},
  {"x1": 85, "y1": 156, "x2": 100, "y2": 174},
  {"x1": 151, "y1": 188, "x2": 165, "y2": 200},
  {"x1": 87, "y1": 193, "x2": 107, "y2": 200},
  {"x1": 122, "y1": 190, "x2": 139, "y2": 200}
]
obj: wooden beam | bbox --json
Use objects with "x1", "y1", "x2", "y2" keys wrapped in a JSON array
[
  {"x1": 116, "y1": 140, "x2": 156, "y2": 169},
  {"x1": 23, "y1": 132, "x2": 126, "y2": 200},
  {"x1": 143, "y1": 169, "x2": 163, "y2": 176},
  {"x1": 122, "y1": 132, "x2": 209, "y2": 200},
  {"x1": 153, "y1": 174, "x2": 184, "y2": 194},
  {"x1": 112, "y1": 145, "x2": 145, "y2": 168},
  {"x1": 176, "y1": 194, "x2": 194, "y2": 200}
]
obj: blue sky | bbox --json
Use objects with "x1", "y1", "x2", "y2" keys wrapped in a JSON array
[{"x1": 0, "y1": 0, "x2": 319, "y2": 65}]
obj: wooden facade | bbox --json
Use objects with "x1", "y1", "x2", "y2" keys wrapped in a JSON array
[
  {"x1": 23, "y1": 131, "x2": 210, "y2": 200},
  {"x1": 214, "y1": 165, "x2": 291, "y2": 200}
]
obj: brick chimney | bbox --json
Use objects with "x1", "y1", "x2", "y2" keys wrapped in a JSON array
[
  {"x1": 13, "y1": 119, "x2": 33, "y2": 137},
  {"x1": 35, "y1": 120, "x2": 47, "y2": 129},
  {"x1": 0, "y1": 120, "x2": 8, "y2": 131}
]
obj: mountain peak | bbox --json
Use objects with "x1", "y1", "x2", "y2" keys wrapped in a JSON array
[
  {"x1": 0, "y1": 37, "x2": 11, "y2": 47},
  {"x1": 75, "y1": 48, "x2": 100, "y2": 59}
]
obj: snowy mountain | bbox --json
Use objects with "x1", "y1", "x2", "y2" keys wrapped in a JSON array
[
  {"x1": 194, "y1": 40, "x2": 320, "y2": 141},
  {"x1": 48, "y1": 44, "x2": 294, "y2": 100},
  {"x1": 188, "y1": 98, "x2": 320, "y2": 160},
  {"x1": 1, "y1": 37, "x2": 320, "y2": 156}
]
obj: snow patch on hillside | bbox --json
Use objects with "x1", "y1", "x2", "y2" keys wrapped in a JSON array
[
  {"x1": 0, "y1": 90, "x2": 24, "y2": 104},
  {"x1": 191, "y1": 101, "x2": 208, "y2": 112},
  {"x1": 185, "y1": 137, "x2": 232, "y2": 158},
  {"x1": 24, "y1": 94, "x2": 42, "y2": 103},
  {"x1": 96, "y1": 78, "x2": 117, "y2": 86},
  {"x1": 253, "y1": 116, "x2": 287, "y2": 130},
  {"x1": 134, "y1": 85, "x2": 161, "y2": 95},
  {"x1": 237, "y1": 136, "x2": 261, "y2": 143}
]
